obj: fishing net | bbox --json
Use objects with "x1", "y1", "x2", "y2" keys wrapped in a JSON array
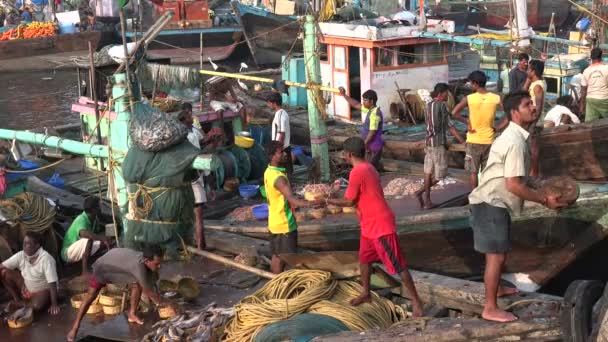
[
  {"x1": 246, "y1": 143, "x2": 269, "y2": 181},
  {"x1": 254, "y1": 313, "x2": 350, "y2": 342},
  {"x1": 128, "y1": 102, "x2": 188, "y2": 152},
  {"x1": 121, "y1": 141, "x2": 200, "y2": 257},
  {"x1": 230, "y1": 146, "x2": 252, "y2": 182}
]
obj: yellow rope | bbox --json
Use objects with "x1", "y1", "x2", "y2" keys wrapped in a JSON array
[
  {"x1": 308, "y1": 281, "x2": 407, "y2": 331},
  {"x1": 0, "y1": 192, "x2": 56, "y2": 233},
  {"x1": 6, "y1": 158, "x2": 66, "y2": 174},
  {"x1": 223, "y1": 270, "x2": 407, "y2": 341},
  {"x1": 126, "y1": 183, "x2": 176, "y2": 220}
]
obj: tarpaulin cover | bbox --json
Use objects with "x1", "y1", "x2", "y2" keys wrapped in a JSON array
[{"x1": 122, "y1": 141, "x2": 200, "y2": 256}]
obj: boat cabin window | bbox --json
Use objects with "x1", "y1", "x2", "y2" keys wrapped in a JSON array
[
  {"x1": 397, "y1": 45, "x2": 423, "y2": 65},
  {"x1": 425, "y1": 44, "x2": 445, "y2": 63},
  {"x1": 544, "y1": 76, "x2": 559, "y2": 95},
  {"x1": 376, "y1": 47, "x2": 394, "y2": 67},
  {"x1": 319, "y1": 43, "x2": 328, "y2": 62},
  {"x1": 362, "y1": 48, "x2": 367, "y2": 67}
]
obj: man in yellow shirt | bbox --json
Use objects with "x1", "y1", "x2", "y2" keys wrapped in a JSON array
[
  {"x1": 264, "y1": 141, "x2": 320, "y2": 274},
  {"x1": 452, "y1": 71, "x2": 508, "y2": 189}
]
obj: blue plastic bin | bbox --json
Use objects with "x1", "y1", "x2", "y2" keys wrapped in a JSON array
[
  {"x1": 46, "y1": 173, "x2": 65, "y2": 189},
  {"x1": 252, "y1": 204, "x2": 269, "y2": 220},
  {"x1": 239, "y1": 185, "x2": 259, "y2": 199},
  {"x1": 7, "y1": 160, "x2": 40, "y2": 182}
]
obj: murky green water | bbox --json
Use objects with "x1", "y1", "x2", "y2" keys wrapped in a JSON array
[{"x1": 0, "y1": 69, "x2": 79, "y2": 131}]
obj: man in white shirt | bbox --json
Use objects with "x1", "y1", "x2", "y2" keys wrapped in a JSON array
[
  {"x1": 178, "y1": 110, "x2": 209, "y2": 250},
  {"x1": 0, "y1": 232, "x2": 60, "y2": 315},
  {"x1": 468, "y1": 92, "x2": 567, "y2": 323},
  {"x1": 267, "y1": 92, "x2": 293, "y2": 174},
  {"x1": 543, "y1": 96, "x2": 581, "y2": 128},
  {"x1": 580, "y1": 48, "x2": 608, "y2": 121},
  {"x1": 497, "y1": 61, "x2": 511, "y2": 95}
]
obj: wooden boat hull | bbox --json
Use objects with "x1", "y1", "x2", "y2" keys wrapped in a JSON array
[
  {"x1": 433, "y1": 0, "x2": 571, "y2": 29},
  {"x1": 324, "y1": 118, "x2": 608, "y2": 181},
  {"x1": 206, "y1": 188, "x2": 608, "y2": 286},
  {"x1": 0, "y1": 31, "x2": 103, "y2": 61},
  {"x1": 235, "y1": 3, "x2": 300, "y2": 65}
]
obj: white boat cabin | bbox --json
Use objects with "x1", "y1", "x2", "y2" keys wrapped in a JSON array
[{"x1": 319, "y1": 20, "x2": 455, "y2": 122}]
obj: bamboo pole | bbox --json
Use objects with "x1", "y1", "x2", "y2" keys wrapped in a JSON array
[
  {"x1": 88, "y1": 41, "x2": 105, "y2": 170},
  {"x1": 186, "y1": 246, "x2": 276, "y2": 279},
  {"x1": 303, "y1": 15, "x2": 330, "y2": 182},
  {"x1": 200, "y1": 33, "x2": 205, "y2": 108},
  {"x1": 198, "y1": 69, "x2": 340, "y2": 93},
  {"x1": 119, "y1": 9, "x2": 135, "y2": 112}
]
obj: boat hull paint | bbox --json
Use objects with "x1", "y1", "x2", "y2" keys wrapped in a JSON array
[
  {"x1": 236, "y1": 3, "x2": 300, "y2": 65},
  {"x1": 206, "y1": 191, "x2": 608, "y2": 285},
  {"x1": 432, "y1": 0, "x2": 571, "y2": 29}
]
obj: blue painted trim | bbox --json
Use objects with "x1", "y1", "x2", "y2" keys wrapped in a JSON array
[
  {"x1": 125, "y1": 26, "x2": 241, "y2": 37},
  {"x1": 415, "y1": 32, "x2": 511, "y2": 48}
]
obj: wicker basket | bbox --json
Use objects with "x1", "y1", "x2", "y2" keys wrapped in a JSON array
[
  {"x1": 326, "y1": 205, "x2": 342, "y2": 215},
  {"x1": 99, "y1": 293, "x2": 120, "y2": 307},
  {"x1": 102, "y1": 304, "x2": 122, "y2": 315},
  {"x1": 342, "y1": 207, "x2": 356, "y2": 214},
  {"x1": 294, "y1": 211, "x2": 308, "y2": 222},
  {"x1": 71, "y1": 294, "x2": 102, "y2": 314},
  {"x1": 87, "y1": 303, "x2": 103, "y2": 315},
  {"x1": 177, "y1": 277, "x2": 200, "y2": 301},
  {"x1": 158, "y1": 305, "x2": 177, "y2": 319},
  {"x1": 7, "y1": 307, "x2": 33, "y2": 329},
  {"x1": 309, "y1": 209, "x2": 327, "y2": 220},
  {"x1": 304, "y1": 191, "x2": 324, "y2": 201}
]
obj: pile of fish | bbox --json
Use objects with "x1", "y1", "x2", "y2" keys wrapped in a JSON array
[
  {"x1": 141, "y1": 303, "x2": 234, "y2": 342},
  {"x1": 384, "y1": 177, "x2": 458, "y2": 197},
  {"x1": 225, "y1": 206, "x2": 254, "y2": 222}
]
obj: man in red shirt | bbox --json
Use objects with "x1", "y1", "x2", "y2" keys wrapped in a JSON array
[{"x1": 327, "y1": 137, "x2": 423, "y2": 316}]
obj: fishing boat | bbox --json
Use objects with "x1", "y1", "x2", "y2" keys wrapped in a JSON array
[
  {"x1": 206, "y1": 183, "x2": 608, "y2": 289},
  {"x1": 0, "y1": 30, "x2": 104, "y2": 61},
  {"x1": 232, "y1": 1, "x2": 300, "y2": 65},
  {"x1": 430, "y1": 0, "x2": 572, "y2": 29},
  {"x1": 125, "y1": 2, "x2": 243, "y2": 64}
]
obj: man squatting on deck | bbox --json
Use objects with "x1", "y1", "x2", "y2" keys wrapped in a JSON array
[
  {"x1": 0, "y1": 232, "x2": 60, "y2": 316},
  {"x1": 326, "y1": 137, "x2": 423, "y2": 316},
  {"x1": 61, "y1": 197, "x2": 111, "y2": 275},
  {"x1": 67, "y1": 245, "x2": 173, "y2": 341},
  {"x1": 468, "y1": 92, "x2": 567, "y2": 322},
  {"x1": 264, "y1": 141, "x2": 321, "y2": 274}
]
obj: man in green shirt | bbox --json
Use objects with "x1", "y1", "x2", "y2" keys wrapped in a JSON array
[{"x1": 61, "y1": 198, "x2": 110, "y2": 275}]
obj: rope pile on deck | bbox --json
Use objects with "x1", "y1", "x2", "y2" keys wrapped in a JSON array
[
  {"x1": 224, "y1": 269, "x2": 406, "y2": 341},
  {"x1": 0, "y1": 192, "x2": 56, "y2": 233}
]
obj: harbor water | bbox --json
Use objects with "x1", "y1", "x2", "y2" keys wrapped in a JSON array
[{"x1": 0, "y1": 70, "x2": 79, "y2": 130}]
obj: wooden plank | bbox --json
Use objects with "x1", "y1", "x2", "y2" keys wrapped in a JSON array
[
  {"x1": 312, "y1": 316, "x2": 561, "y2": 342},
  {"x1": 398, "y1": 268, "x2": 562, "y2": 315},
  {"x1": 205, "y1": 229, "x2": 272, "y2": 257}
]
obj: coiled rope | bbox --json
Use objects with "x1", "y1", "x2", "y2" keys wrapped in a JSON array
[
  {"x1": 0, "y1": 192, "x2": 56, "y2": 233},
  {"x1": 224, "y1": 269, "x2": 406, "y2": 341}
]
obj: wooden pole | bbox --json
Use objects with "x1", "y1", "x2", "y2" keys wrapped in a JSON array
[
  {"x1": 200, "y1": 32, "x2": 205, "y2": 109},
  {"x1": 88, "y1": 41, "x2": 105, "y2": 170},
  {"x1": 303, "y1": 15, "x2": 330, "y2": 182},
  {"x1": 231, "y1": 1, "x2": 261, "y2": 68},
  {"x1": 119, "y1": 9, "x2": 136, "y2": 111},
  {"x1": 186, "y1": 246, "x2": 276, "y2": 279}
]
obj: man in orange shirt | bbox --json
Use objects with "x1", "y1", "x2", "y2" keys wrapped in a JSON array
[{"x1": 452, "y1": 71, "x2": 507, "y2": 189}]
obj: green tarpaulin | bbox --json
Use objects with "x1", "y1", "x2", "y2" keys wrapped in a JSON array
[{"x1": 122, "y1": 141, "x2": 200, "y2": 257}]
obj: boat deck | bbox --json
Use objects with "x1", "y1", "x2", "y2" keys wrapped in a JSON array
[{"x1": 0, "y1": 256, "x2": 265, "y2": 342}]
